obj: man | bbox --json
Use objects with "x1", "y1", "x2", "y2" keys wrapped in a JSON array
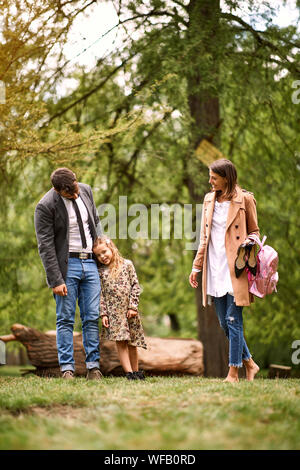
[{"x1": 34, "y1": 167, "x2": 103, "y2": 380}]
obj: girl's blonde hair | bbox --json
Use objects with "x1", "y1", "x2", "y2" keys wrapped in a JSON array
[{"x1": 93, "y1": 235, "x2": 124, "y2": 279}]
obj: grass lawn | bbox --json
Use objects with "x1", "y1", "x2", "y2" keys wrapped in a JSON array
[{"x1": 0, "y1": 366, "x2": 300, "y2": 450}]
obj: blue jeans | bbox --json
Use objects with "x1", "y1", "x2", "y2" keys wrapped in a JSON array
[
  {"x1": 55, "y1": 258, "x2": 101, "y2": 372},
  {"x1": 213, "y1": 293, "x2": 251, "y2": 368}
]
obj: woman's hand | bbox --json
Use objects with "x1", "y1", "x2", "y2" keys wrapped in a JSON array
[
  {"x1": 127, "y1": 309, "x2": 138, "y2": 319},
  {"x1": 189, "y1": 271, "x2": 199, "y2": 288},
  {"x1": 102, "y1": 315, "x2": 109, "y2": 328}
]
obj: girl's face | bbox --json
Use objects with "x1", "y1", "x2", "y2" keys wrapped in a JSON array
[
  {"x1": 93, "y1": 243, "x2": 113, "y2": 265},
  {"x1": 209, "y1": 170, "x2": 227, "y2": 193}
]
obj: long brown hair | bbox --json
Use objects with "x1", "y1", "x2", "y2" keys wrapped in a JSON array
[
  {"x1": 93, "y1": 236, "x2": 124, "y2": 279},
  {"x1": 209, "y1": 158, "x2": 239, "y2": 200}
]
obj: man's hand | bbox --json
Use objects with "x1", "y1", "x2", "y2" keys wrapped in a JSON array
[
  {"x1": 52, "y1": 284, "x2": 68, "y2": 296},
  {"x1": 127, "y1": 309, "x2": 138, "y2": 319},
  {"x1": 189, "y1": 271, "x2": 199, "y2": 289},
  {"x1": 102, "y1": 315, "x2": 109, "y2": 328}
]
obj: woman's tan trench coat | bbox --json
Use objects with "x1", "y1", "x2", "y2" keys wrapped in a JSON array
[{"x1": 192, "y1": 186, "x2": 260, "y2": 307}]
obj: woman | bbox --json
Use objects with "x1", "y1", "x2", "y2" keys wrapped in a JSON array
[{"x1": 189, "y1": 159, "x2": 260, "y2": 383}]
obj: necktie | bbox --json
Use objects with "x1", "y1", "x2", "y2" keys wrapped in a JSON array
[{"x1": 72, "y1": 198, "x2": 87, "y2": 249}]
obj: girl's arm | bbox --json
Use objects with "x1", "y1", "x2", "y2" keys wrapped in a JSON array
[
  {"x1": 100, "y1": 284, "x2": 109, "y2": 327},
  {"x1": 99, "y1": 271, "x2": 108, "y2": 319},
  {"x1": 127, "y1": 261, "x2": 141, "y2": 312},
  {"x1": 100, "y1": 293, "x2": 108, "y2": 318}
]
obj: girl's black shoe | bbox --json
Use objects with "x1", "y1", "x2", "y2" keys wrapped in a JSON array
[
  {"x1": 235, "y1": 243, "x2": 247, "y2": 278},
  {"x1": 246, "y1": 242, "x2": 257, "y2": 276},
  {"x1": 133, "y1": 370, "x2": 146, "y2": 380},
  {"x1": 126, "y1": 372, "x2": 138, "y2": 380}
]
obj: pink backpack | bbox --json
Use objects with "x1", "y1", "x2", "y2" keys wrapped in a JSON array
[{"x1": 246, "y1": 234, "x2": 279, "y2": 298}]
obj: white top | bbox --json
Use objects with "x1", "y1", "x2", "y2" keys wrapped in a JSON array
[
  {"x1": 62, "y1": 195, "x2": 93, "y2": 253},
  {"x1": 206, "y1": 200, "x2": 234, "y2": 298}
]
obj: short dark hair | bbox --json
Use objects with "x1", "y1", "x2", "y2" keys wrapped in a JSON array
[{"x1": 51, "y1": 167, "x2": 77, "y2": 193}]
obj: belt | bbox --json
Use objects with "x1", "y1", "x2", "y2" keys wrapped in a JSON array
[{"x1": 69, "y1": 252, "x2": 94, "y2": 260}]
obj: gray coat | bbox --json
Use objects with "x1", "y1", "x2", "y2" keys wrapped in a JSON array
[{"x1": 34, "y1": 183, "x2": 102, "y2": 288}]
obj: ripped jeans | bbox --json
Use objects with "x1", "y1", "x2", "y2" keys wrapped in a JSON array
[{"x1": 213, "y1": 293, "x2": 252, "y2": 368}]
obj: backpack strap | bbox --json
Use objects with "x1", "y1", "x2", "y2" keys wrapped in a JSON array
[
  {"x1": 248, "y1": 233, "x2": 261, "y2": 246},
  {"x1": 261, "y1": 235, "x2": 267, "y2": 246},
  {"x1": 248, "y1": 234, "x2": 267, "y2": 251}
]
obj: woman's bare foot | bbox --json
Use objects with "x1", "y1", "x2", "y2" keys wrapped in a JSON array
[
  {"x1": 223, "y1": 375, "x2": 239, "y2": 383},
  {"x1": 223, "y1": 366, "x2": 239, "y2": 383},
  {"x1": 243, "y1": 358, "x2": 260, "y2": 381}
]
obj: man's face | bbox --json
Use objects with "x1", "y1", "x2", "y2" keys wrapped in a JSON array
[{"x1": 56, "y1": 181, "x2": 79, "y2": 199}]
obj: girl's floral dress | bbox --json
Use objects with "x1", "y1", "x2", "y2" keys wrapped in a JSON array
[{"x1": 99, "y1": 259, "x2": 147, "y2": 349}]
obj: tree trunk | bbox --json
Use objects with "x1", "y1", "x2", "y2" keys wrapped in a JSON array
[
  {"x1": 186, "y1": 0, "x2": 228, "y2": 377},
  {"x1": 196, "y1": 274, "x2": 228, "y2": 377},
  {"x1": 168, "y1": 313, "x2": 180, "y2": 332},
  {"x1": 0, "y1": 324, "x2": 204, "y2": 377}
]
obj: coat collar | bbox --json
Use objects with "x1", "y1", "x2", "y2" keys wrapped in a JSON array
[
  {"x1": 53, "y1": 184, "x2": 96, "y2": 239},
  {"x1": 205, "y1": 186, "x2": 244, "y2": 203},
  {"x1": 53, "y1": 189, "x2": 68, "y2": 223},
  {"x1": 205, "y1": 191, "x2": 215, "y2": 202},
  {"x1": 226, "y1": 186, "x2": 244, "y2": 231},
  {"x1": 53, "y1": 183, "x2": 91, "y2": 220},
  {"x1": 77, "y1": 185, "x2": 96, "y2": 237},
  {"x1": 204, "y1": 186, "x2": 245, "y2": 231}
]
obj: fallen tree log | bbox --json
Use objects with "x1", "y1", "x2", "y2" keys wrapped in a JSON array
[
  {"x1": 0, "y1": 324, "x2": 204, "y2": 377},
  {"x1": 268, "y1": 364, "x2": 291, "y2": 379}
]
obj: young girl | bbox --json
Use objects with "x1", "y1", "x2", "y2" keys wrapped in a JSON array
[{"x1": 93, "y1": 236, "x2": 147, "y2": 380}]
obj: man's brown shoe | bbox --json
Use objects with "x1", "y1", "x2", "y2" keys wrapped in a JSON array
[
  {"x1": 86, "y1": 368, "x2": 103, "y2": 380},
  {"x1": 62, "y1": 370, "x2": 74, "y2": 380}
]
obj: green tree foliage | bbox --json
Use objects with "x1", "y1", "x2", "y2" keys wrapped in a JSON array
[
  {"x1": 0, "y1": 0, "x2": 299, "y2": 370},
  {"x1": 0, "y1": 0, "x2": 155, "y2": 334},
  {"x1": 48, "y1": 0, "x2": 300, "y2": 367},
  {"x1": 0, "y1": 0, "x2": 135, "y2": 333}
]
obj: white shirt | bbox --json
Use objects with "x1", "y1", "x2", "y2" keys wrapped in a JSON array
[
  {"x1": 206, "y1": 200, "x2": 233, "y2": 297},
  {"x1": 62, "y1": 195, "x2": 93, "y2": 253}
]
